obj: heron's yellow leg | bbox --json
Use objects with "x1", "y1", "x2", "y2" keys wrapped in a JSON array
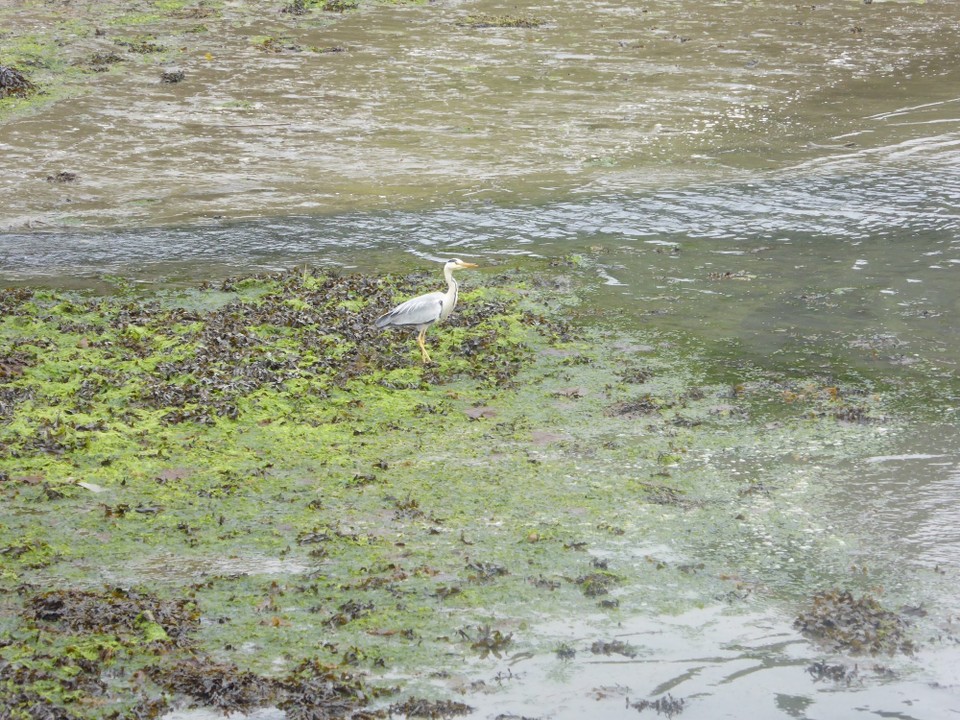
[{"x1": 417, "y1": 329, "x2": 431, "y2": 364}]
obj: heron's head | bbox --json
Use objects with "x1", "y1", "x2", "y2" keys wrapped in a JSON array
[{"x1": 446, "y1": 258, "x2": 478, "y2": 270}]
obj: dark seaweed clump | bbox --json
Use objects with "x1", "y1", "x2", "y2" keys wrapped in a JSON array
[
  {"x1": 282, "y1": 0, "x2": 308, "y2": 14},
  {"x1": 590, "y1": 639, "x2": 636, "y2": 658},
  {"x1": 276, "y1": 658, "x2": 392, "y2": 720},
  {"x1": 320, "y1": 0, "x2": 359, "y2": 12},
  {"x1": 0, "y1": 64, "x2": 36, "y2": 98},
  {"x1": 575, "y1": 570, "x2": 620, "y2": 598},
  {"x1": 46, "y1": 171, "x2": 79, "y2": 183},
  {"x1": 0, "y1": 587, "x2": 201, "y2": 718},
  {"x1": 806, "y1": 661, "x2": 859, "y2": 684},
  {"x1": 628, "y1": 693, "x2": 685, "y2": 717},
  {"x1": 115, "y1": 37, "x2": 166, "y2": 54},
  {"x1": 147, "y1": 656, "x2": 393, "y2": 719},
  {"x1": 3, "y1": 589, "x2": 394, "y2": 720},
  {"x1": 75, "y1": 52, "x2": 124, "y2": 72},
  {"x1": 160, "y1": 69, "x2": 185, "y2": 83},
  {"x1": 461, "y1": 624, "x2": 513, "y2": 659},
  {"x1": 29, "y1": 587, "x2": 199, "y2": 645},
  {"x1": 386, "y1": 697, "x2": 473, "y2": 718},
  {"x1": 794, "y1": 589, "x2": 916, "y2": 655},
  {"x1": 0, "y1": 651, "x2": 110, "y2": 720},
  {"x1": 147, "y1": 657, "x2": 274, "y2": 713}
]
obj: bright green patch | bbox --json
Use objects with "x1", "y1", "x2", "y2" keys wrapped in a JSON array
[{"x1": 154, "y1": 0, "x2": 189, "y2": 11}]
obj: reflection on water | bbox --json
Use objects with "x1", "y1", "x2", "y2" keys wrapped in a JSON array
[
  {"x1": 468, "y1": 607, "x2": 960, "y2": 720},
  {"x1": 855, "y1": 435, "x2": 960, "y2": 570},
  {"x1": 156, "y1": 607, "x2": 960, "y2": 720}
]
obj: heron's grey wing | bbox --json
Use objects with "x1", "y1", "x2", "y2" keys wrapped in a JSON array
[{"x1": 375, "y1": 291, "x2": 445, "y2": 329}]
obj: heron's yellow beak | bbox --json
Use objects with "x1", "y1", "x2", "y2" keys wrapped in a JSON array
[{"x1": 458, "y1": 261, "x2": 479, "y2": 268}]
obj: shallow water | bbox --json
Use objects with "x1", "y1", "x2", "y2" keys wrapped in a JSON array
[
  {"x1": 159, "y1": 602, "x2": 960, "y2": 719},
  {"x1": 3, "y1": 1, "x2": 960, "y2": 717},
  {"x1": 2, "y1": 0, "x2": 959, "y2": 228}
]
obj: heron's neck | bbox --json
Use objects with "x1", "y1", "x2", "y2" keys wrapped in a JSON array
[{"x1": 443, "y1": 266, "x2": 458, "y2": 298}]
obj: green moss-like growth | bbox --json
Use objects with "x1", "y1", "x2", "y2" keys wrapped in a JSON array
[
  {"x1": 0, "y1": 265, "x2": 927, "y2": 716},
  {"x1": 457, "y1": 14, "x2": 546, "y2": 29}
]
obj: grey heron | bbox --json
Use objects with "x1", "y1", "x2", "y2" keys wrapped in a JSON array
[{"x1": 375, "y1": 258, "x2": 479, "y2": 363}]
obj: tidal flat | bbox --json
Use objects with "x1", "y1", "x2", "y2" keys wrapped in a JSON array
[
  {"x1": 2, "y1": 264, "x2": 957, "y2": 718},
  {"x1": 3, "y1": 0, "x2": 960, "y2": 716}
]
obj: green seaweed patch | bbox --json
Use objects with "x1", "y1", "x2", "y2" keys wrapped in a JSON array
[
  {"x1": 0, "y1": 264, "x2": 943, "y2": 714},
  {"x1": 457, "y1": 14, "x2": 547, "y2": 29},
  {"x1": 0, "y1": 535, "x2": 64, "y2": 577},
  {"x1": 0, "y1": 646, "x2": 111, "y2": 717},
  {"x1": 154, "y1": 0, "x2": 190, "y2": 11},
  {"x1": 318, "y1": 0, "x2": 360, "y2": 12}
]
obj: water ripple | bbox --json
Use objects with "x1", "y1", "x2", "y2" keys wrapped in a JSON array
[{"x1": 1, "y1": 138, "x2": 958, "y2": 281}]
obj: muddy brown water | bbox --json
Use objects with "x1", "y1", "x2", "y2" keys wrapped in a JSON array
[
  {"x1": 3, "y1": 0, "x2": 960, "y2": 718},
  {"x1": 2, "y1": 0, "x2": 959, "y2": 229}
]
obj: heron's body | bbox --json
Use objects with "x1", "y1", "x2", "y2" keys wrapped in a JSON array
[{"x1": 375, "y1": 259, "x2": 478, "y2": 363}]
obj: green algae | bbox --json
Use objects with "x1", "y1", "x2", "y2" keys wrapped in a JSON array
[{"x1": 0, "y1": 265, "x2": 950, "y2": 716}]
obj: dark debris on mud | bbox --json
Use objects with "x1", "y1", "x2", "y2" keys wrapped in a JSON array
[
  {"x1": 628, "y1": 693, "x2": 686, "y2": 718},
  {"x1": 77, "y1": 51, "x2": 124, "y2": 72},
  {"x1": 146, "y1": 655, "x2": 400, "y2": 719},
  {"x1": 276, "y1": 658, "x2": 394, "y2": 720},
  {"x1": 794, "y1": 589, "x2": 916, "y2": 655},
  {"x1": 0, "y1": 64, "x2": 37, "y2": 98},
  {"x1": 115, "y1": 37, "x2": 166, "y2": 54},
  {"x1": 386, "y1": 697, "x2": 473, "y2": 719},
  {"x1": 147, "y1": 657, "x2": 274, "y2": 713},
  {"x1": 28, "y1": 586, "x2": 199, "y2": 645},
  {"x1": 0, "y1": 654, "x2": 110, "y2": 720},
  {"x1": 460, "y1": 624, "x2": 513, "y2": 659},
  {"x1": 634, "y1": 482, "x2": 699, "y2": 509},
  {"x1": 160, "y1": 69, "x2": 185, "y2": 83},
  {"x1": 605, "y1": 395, "x2": 668, "y2": 417},
  {"x1": 590, "y1": 639, "x2": 637, "y2": 659},
  {"x1": 806, "y1": 660, "x2": 860, "y2": 685},
  {"x1": 46, "y1": 171, "x2": 78, "y2": 183}
]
